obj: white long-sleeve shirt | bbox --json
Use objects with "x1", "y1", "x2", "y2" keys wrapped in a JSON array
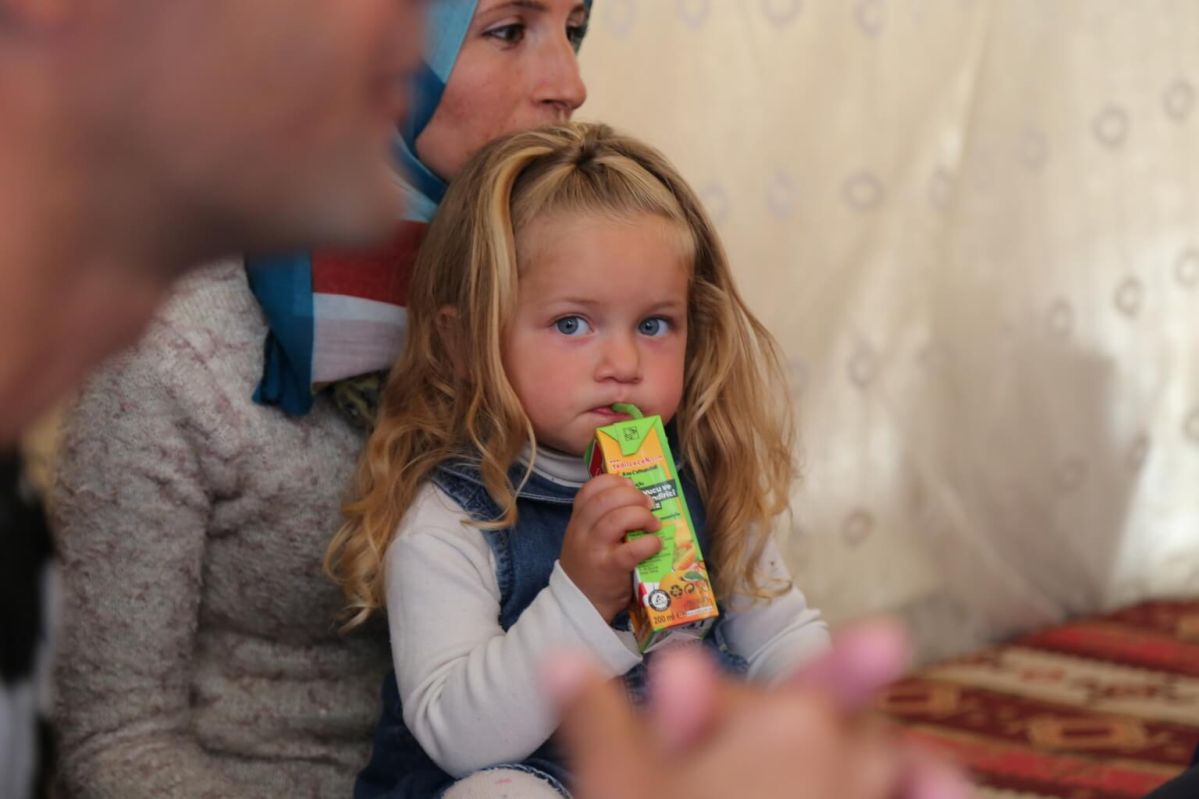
[{"x1": 384, "y1": 448, "x2": 828, "y2": 778}]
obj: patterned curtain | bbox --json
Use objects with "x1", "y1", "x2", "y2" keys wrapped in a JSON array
[{"x1": 580, "y1": 0, "x2": 1199, "y2": 659}]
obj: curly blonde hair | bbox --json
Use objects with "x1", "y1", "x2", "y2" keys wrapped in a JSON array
[{"x1": 326, "y1": 123, "x2": 796, "y2": 629}]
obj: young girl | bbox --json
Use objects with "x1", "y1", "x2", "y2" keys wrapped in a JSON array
[{"x1": 327, "y1": 123, "x2": 829, "y2": 799}]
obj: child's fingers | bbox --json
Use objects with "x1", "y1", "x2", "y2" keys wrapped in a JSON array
[
  {"x1": 614, "y1": 534, "x2": 662, "y2": 570},
  {"x1": 574, "y1": 473, "x2": 635, "y2": 506},
  {"x1": 572, "y1": 480, "x2": 650, "y2": 535},
  {"x1": 577, "y1": 474, "x2": 655, "y2": 513},
  {"x1": 595, "y1": 505, "x2": 660, "y2": 547}
]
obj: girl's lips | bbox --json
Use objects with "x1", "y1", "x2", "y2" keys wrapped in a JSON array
[{"x1": 590, "y1": 406, "x2": 632, "y2": 420}]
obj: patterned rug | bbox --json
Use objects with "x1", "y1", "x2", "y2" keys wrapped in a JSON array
[{"x1": 879, "y1": 600, "x2": 1199, "y2": 799}]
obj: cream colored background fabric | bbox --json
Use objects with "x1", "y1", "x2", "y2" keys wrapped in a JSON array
[
  {"x1": 23, "y1": 0, "x2": 1197, "y2": 661},
  {"x1": 579, "y1": 0, "x2": 1199, "y2": 658}
]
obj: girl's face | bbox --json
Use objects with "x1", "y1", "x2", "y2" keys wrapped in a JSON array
[
  {"x1": 504, "y1": 212, "x2": 691, "y2": 455},
  {"x1": 415, "y1": 0, "x2": 590, "y2": 180}
]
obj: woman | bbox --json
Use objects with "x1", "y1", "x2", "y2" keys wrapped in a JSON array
[{"x1": 50, "y1": 2, "x2": 591, "y2": 796}]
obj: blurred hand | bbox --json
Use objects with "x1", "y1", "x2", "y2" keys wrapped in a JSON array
[{"x1": 546, "y1": 619, "x2": 973, "y2": 799}]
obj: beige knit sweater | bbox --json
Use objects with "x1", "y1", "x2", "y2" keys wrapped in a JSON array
[{"x1": 51, "y1": 261, "x2": 390, "y2": 798}]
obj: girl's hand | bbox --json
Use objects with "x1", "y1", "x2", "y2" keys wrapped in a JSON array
[{"x1": 560, "y1": 473, "x2": 663, "y2": 623}]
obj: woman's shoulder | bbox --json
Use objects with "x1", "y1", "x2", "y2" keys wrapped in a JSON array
[
  {"x1": 96, "y1": 258, "x2": 267, "y2": 397},
  {"x1": 157, "y1": 258, "x2": 266, "y2": 353},
  {"x1": 65, "y1": 258, "x2": 275, "y2": 447},
  {"x1": 59, "y1": 255, "x2": 363, "y2": 497}
]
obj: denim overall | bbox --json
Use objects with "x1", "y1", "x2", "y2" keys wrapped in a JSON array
[{"x1": 354, "y1": 455, "x2": 747, "y2": 799}]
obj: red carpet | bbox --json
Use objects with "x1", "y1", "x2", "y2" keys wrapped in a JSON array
[{"x1": 879, "y1": 601, "x2": 1199, "y2": 798}]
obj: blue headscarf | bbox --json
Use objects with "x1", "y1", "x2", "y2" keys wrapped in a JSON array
[
  {"x1": 247, "y1": 0, "x2": 593, "y2": 416},
  {"x1": 245, "y1": 0, "x2": 480, "y2": 416}
]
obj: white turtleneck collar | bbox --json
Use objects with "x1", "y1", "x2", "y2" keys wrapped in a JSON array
[{"x1": 518, "y1": 444, "x2": 591, "y2": 488}]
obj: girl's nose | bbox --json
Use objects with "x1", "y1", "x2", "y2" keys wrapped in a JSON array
[{"x1": 597, "y1": 334, "x2": 641, "y2": 383}]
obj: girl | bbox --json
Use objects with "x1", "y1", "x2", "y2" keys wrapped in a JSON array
[{"x1": 327, "y1": 122, "x2": 829, "y2": 798}]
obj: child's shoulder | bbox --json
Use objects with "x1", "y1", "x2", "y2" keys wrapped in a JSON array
[
  {"x1": 385, "y1": 480, "x2": 498, "y2": 585},
  {"x1": 397, "y1": 480, "x2": 471, "y2": 534},
  {"x1": 387, "y1": 480, "x2": 487, "y2": 558}
]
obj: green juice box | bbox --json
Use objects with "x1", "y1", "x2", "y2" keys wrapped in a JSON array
[{"x1": 584, "y1": 404, "x2": 718, "y2": 652}]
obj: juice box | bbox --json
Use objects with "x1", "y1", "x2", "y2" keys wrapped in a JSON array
[{"x1": 584, "y1": 404, "x2": 718, "y2": 652}]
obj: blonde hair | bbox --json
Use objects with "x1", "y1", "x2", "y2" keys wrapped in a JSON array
[{"x1": 326, "y1": 123, "x2": 795, "y2": 629}]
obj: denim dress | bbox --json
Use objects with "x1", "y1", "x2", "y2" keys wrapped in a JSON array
[{"x1": 354, "y1": 457, "x2": 747, "y2": 799}]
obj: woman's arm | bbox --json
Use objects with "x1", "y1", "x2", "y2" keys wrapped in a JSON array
[
  {"x1": 387, "y1": 485, "x2": 642, "y2": 778},
  {"x1": 51, "y1": 324, "x2": 250, "y2": 799}
]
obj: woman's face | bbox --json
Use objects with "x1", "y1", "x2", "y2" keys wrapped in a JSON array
[{"x1": 415, "y1": 0, "x2": 590, "y2": 180}]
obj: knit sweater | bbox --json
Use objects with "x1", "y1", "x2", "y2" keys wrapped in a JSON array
[{"x1": 51, "y1": 261, "x2": 390, "y2": 798}]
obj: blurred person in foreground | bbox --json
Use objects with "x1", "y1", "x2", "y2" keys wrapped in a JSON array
[{"x1": 0, "y1": 0, "x2": 425, "y2": 794}]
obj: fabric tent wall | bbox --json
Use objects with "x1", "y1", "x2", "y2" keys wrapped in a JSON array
[{"x1": 579, "y1": 0, "x2": 1199, "y2": 659}]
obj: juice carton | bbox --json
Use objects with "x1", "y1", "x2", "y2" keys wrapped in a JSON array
[{"x1": 584, "y1": 404, "x2": 718, "y2": 652}]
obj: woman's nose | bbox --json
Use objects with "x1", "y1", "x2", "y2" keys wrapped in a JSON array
[{"x1": 535, "y1": 32, "x2": 588, "y2": 119}]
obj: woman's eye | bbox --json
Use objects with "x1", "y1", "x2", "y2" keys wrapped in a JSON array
[
  {"x1": 554, "y1": 316, "x2": 592, "y2": 336},
  {"x1": 485, "y1": 23, "x2": 526, "y2": 45},
  {"x1": 638, "y1": 318, "x2": 670, "y2": 337},
  {"x1": 567, "y1": 22, "x2": 589, "y2": 51}
]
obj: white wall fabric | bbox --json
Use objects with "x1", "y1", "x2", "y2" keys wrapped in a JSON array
[{"x1": 579, "y1": 0, "x2": 1199, "y2": 659}]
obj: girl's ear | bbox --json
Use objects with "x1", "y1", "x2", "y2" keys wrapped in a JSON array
[{"x1": 436, "y1": 306, "x2": 467, "y2": 378}]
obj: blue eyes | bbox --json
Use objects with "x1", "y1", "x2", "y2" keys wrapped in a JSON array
[
  {"x1": 552, "y1": 317, "x2": 671, "y2": 337},
  {"x1": 638, "y1": 318, "x2": 669, "y2": 337},
  {"x1": 554, "y1": 316, "x2": 592, "y2": 336}
]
